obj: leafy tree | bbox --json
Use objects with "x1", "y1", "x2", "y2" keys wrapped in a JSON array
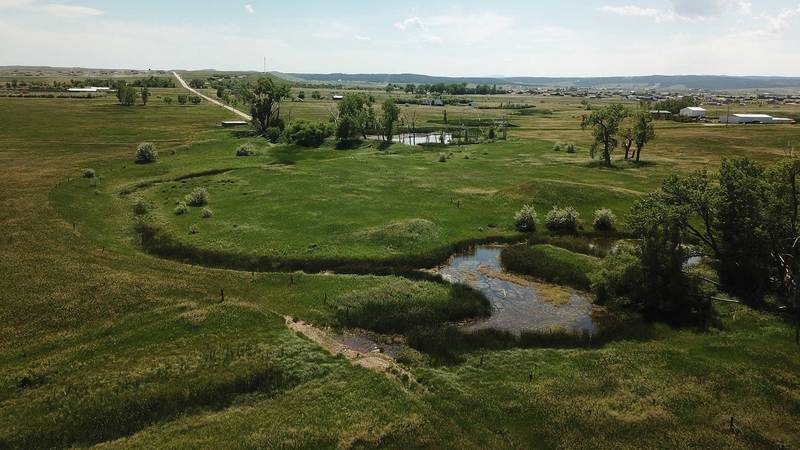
[
  {"x1": 297, "y1": 90, "x2": 305, "y2": 100},
  {"x1": 163, "y1": 96, "x2": 173, "y2": 105},
  {"x1": 216, "y1": 86, "x2": 225, "y2": 98},
  {"x1": 311, "y1": 91, "x2": 321, "y2": 100},
  {"x1": 380, "y1": 99, "x2": 399, "y2": 143},
  {"x1": 189, "y1": 96, "x2": 201, "y2": 105},
  {"x1": 621, "y1": 127, "x2": 634, "y2": 160},
  {"x1": 140, "y1": 87, "x2": 150, "y2": 106},
  {"x1": 245, "y1": 77, "x2": 291, "y2": 135},
  {"x1": 633, "y1": 110, "x2": 656, "y2": 162},
  {"x1": 177, "y1": 94, "x2": 188, "y2": 105},
  {"x1": 335, "y1": 93, "x2": 375, "y2": 143},
  {"x1": 716, "y1": 158, "x2": 771, "y2": 305},
  {"x1": 115, "y1": 81, "x2": 136, "y2": 106},
  {"x1": 405, "y1": 83, "x2": 416, "y2": 94},
  {"x1": 627, "y1": 192, "x2": 707, "y2": 323},
  {"x1": 581, "y1": 103, "x2": 629, "y2": 166},
  {"x1": 189, "y1": 79, "x2": 206, "y2": 89}
]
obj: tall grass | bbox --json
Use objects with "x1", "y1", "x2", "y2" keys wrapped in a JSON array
[
  {"x1": 501, "y1": 244, "x2": 600, "y2": 290},
  {"x1": 329, "y1": 281, "x2": 489, "y2": 334}
]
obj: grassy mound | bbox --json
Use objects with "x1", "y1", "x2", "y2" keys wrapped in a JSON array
[
  {"x1": 355, "y1": 219, "x2": 441, "y2": 247},
  {"x1": 501, "y1": 244, "x2": 600, "y2": 290},
  {"x1": 329, "y1": 279, "x2": 490, "y2": 334}
]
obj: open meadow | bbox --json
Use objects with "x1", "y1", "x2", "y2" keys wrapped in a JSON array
[{"x1": 2, "y1": 78, "x2": 800, "y2": 449}]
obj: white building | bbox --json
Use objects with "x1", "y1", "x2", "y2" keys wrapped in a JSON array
[
  {"x1": 719, "y1": 114, "x2": 796, "y2": 124},
  {"x1": 680, "y1": 107, "x2": 707, "y2": 118}
]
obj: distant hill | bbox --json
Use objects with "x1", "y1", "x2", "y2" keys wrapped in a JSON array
[{"x1": 276, "y1": 73, "x2": 800, "y2": 90}]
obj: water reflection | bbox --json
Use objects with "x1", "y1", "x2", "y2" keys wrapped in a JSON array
[{"x1": 434, "y1": 246, "x2": 597, "y2": 336}]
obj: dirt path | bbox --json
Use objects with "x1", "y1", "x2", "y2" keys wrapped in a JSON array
[
  {"x1": 172, "y1": 71, "x2": 252, "y2": 121},
  {"x1": 284, "y1": 316, "x2": 422, "y2": 390}
]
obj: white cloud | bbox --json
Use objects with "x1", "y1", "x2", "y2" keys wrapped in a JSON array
[
  {"x1": 600, "y1": 0, "x2": 754, "y2": 22},
  {"x1": 598, "y1": 5, "x2": 662, "y2": 17},
  {"x1": 244, "y1": 4, "x2": 254, "y2": 14},
  {"x1": 670, "y1": 0, "x2": 752, "y2": 19},
  {"x1": 43, "y1": 4, "x2": 103, "y2": 17},
  {"x1": 0, "y1": 0, "x2": 34, "y2": 8}
]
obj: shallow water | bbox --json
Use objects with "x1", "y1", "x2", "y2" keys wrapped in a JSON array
[
  {"x1": 367, "y1": 133, "x2": 453, "y2": 145},
  {"x1": 434, "y1": 246, "x2": 598, "y2": 335}
]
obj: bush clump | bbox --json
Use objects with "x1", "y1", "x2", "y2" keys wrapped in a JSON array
[
  {"x1": 264, "y1": 127, "x2": 282, "y2": 143},
  {"x1": 438, "y1": 153, "x2": 447, "y2": 163},
  {"x1": 235, "y1": 143, "x2": 256, "y2": 157},
  {"x1": 593, "y1": 208, "x2": 617, "y2": 231},
  {"x1": 330, "y1": 280, "x2": 490, "y2": 334},
  {"x1": 545, "y1": 206, "x2": 581, "y2": 234},
  {"x1": 552, "y1": 143, "x2": 563, "y2": 152},
  {"x1": 174, "y1": 202, "x2": 188, "y2": 215},
  {"x1": 284, "y1": 120, "x2": 333, "y2": 147},
  {"x1": 501, "y1": 244, "x2": 600, "y2": 291},
  {"x1": 189, "y1": 224, "x2": 199, "y2": 235},
  {"x1": 82, "y1": 168, "x2": 95, "y2": 178},
  {"x1": 135, "y1": 143, "x2": 158, "y2": 164},
  {"x1": 183, "y1": 187, "x2": 209, "y2": 207},
  {"x1": 132, "y1": 198, "x2": 149, "y2": 216},
  {"x1": 201, "y1": 207, "x2": 214, "y2": 219},
  {"x1": 565, "y1": 143, "x2": 577, "y2": 153},
  {"x1": 514, "y1": 204, "x2": 538, "y2": 232}
]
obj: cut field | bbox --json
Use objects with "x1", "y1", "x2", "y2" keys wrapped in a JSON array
[{"x1": 2, "y1": 90, "x2": 799, "y2": 449}]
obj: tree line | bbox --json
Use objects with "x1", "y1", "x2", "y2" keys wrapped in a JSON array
[{"x1": 593, "y1": 156, "x2": 800, "y2": 336}]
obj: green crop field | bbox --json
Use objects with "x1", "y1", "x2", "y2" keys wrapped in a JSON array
[{"x1": 2, "y1": 78, "x2": 800, "y2": 449}]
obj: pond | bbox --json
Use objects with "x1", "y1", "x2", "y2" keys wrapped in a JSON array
[
  {"x1": 434, "y1": 246, "x2": 598, "y2": 336},
  {"x1": 367, "y1": 132, "x2": 453, "y2": 145}
]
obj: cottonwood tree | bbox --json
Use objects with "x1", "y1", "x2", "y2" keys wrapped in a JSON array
[
  {"x1": 581, "y1": 103, "x2": 629, "y2": 166},
  {"x1": 633, "y1": 110, "x2": 656, "y2": 162},
  {"x1": 245, "y1": 77, "x2": 291, "y2": 135},
  {"x1": 335, "y1": 93, "x2": 375, "y2": 143},
  {"x1": 621, "y1": 127, "x2": 635, "y2": 160},
  {"x1": 380, "y1": 99, "x2": 399, "y2": 143},
  {"x1": 140, "y1": 87, "x2": 150, "y2": 106}
]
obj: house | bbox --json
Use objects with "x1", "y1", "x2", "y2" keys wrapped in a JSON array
[
  {"x1": 718, "y1": 114, "x2": 796, "y2": 124},
  {"x1": 679, "y1": 107, "x2": 707, "y2": 118}
]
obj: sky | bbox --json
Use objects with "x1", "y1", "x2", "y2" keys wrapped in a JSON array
[{"x1": 1, "y1": 0, "x2": 799, "y2": 77}]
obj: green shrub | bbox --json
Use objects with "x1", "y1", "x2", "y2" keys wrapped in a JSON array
[
  {"x1": 284, "y1": 120, "x2": 333, "y2": 147},
  {"x1": 545, "y1": 206, "x2": 580, "y2": 234},
  {"x1": 201, "y1": 207, "x2": 213, "y2": 219},
  {"x1": 593, "y1": 208, "x2": 617, "y2": 231},
  {"x1": 552, "y1": 143, "x2": 563, "y2": 152},
  {"x1": 174, "y1": 202, "x2": 188, "y2": 215},
  {"x1": 589, "y1": 243, "x2": 642, "y2": 305},
  {"x1": 82, "y1": 168, "x2": 95, "y2": 179},
  {"x1": 501, "y1": 244, "x2": 599, "y2": 290},
  {"x1": 330, "y1": 280, "x2": 489, "y2": 334},
  {"x1": 189, "y1": 96, "x2": 201, "y2": 105},
  {"x1": 264, "y1": 127, "x2": 282, "y2": 143},
  {"x1": 132, "y1": 198, "x2": 149, "y2": 216},
  {"x1": 189, "y1": 224, "x2": 199, "y2": 234},
  {"x1": 184, "y1": 188, "x2": 209, "y2": 207},
  {"x1": 235, "y1": 143, "x2": 256, "y2": 157},
  {"x1": 565, "y1": 143, "x2": 577, "y2": 153},
  {"x1": 514, "y1": 204, "x2": 538, "y2": 232},
  {"x1": 134, "y1": 142, "x2": 158, "y2": 164},
  {"x1": 438, "y1": 153, "x2": 447, "y2": 163}
]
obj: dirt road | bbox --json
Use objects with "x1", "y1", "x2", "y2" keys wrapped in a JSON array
[{"x1": 172, "y1": 71, "x2": 251, "y2": 121}]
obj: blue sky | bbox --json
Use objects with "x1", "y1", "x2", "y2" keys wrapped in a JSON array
[{"x1": 1, "y1": 0, "x2": 799, "y2": 76}]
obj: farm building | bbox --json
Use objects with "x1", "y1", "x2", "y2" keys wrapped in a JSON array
[
  {"x1": 680, "y1": 107, "x2": 707, "y2": 118},
  {"x1": 649, "y1": 110, "x2": 672, "y2": 119},
  {"x1": 332, "y1": 95, "x2": 344, "y2": 101},
  {"x1": 719, "y1": 114, "x2": 796, "y2": 124},
  {"x1": 67, "y1": 87, "x2": 111, "y2": 93}
]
